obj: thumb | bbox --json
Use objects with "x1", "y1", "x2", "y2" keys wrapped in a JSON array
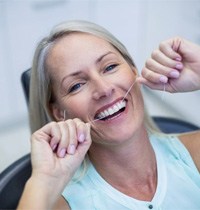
[{"x1": 136, "y1": 76, "x2": 166, "y2": 91}]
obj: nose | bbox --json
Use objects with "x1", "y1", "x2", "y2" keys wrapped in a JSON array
[{"x1": 92, "y1": 78, "x2": 115, "y2": 100}]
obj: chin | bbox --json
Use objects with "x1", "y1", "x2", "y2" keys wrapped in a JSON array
[{"x1": 92, "y1": 120, "x2": 142, "y2": 146}]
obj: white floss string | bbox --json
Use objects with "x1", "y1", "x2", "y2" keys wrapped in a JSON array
[
  {"x1": 63, "y1": 110, "x2": 66, "y2": 121},
  {"x1": 122, "y1": 79, "x2": 137, "y2": 102},
  {"x1": 161, "y1": 83, "x2": 166, "y2": 101},
  {"x1": 90, "y1": 79, "x2": 137, "y2": 124}
]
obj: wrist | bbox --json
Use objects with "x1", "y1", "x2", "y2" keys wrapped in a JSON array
[
  {"x1": 17, "y1": 174, "x2": 66, "y2": 210},
  {"x1": 31, "y1": 171, "x2": 68, "y2": 194}
]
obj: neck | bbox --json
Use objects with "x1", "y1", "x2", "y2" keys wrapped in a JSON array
[{"x1": 89, "y1": 128, "x2": 157, "y2": 200}]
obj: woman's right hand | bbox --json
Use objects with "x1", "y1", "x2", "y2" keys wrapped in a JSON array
[
  {"x1": 31, "y1": 118, "x2": 91, "y2": 189},
  {"x1": 17, "y1": 118, "x2": 91, "y2": 210}
]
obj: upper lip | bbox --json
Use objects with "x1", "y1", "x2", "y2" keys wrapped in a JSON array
[{"x1": 94, "y1": 97, "x2": 126, "y2": 120}]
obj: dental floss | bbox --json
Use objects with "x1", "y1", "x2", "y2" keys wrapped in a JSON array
[
  {"x1": 63, "y1": 110, "x2": 66, "y2": 121},
  {"x1": 121, "y1": 79, "x2": 137, "y2": 103},
  {"x1": 90, "y1": 79, "x2": 137, "y2": 124},
  {"x1": 161, "y1": 83, "x2": 166, "y2": 101}
]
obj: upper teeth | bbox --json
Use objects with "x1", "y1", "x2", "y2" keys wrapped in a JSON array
[{"x1": 97, "y1": 100, "x2": 126, "y2": 119}]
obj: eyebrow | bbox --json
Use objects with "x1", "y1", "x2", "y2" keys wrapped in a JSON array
[
  {"x1": 96, "y1": 51, "x2": 114, "y2": 64},
  {"x1": 60, "y1": 51, "x2": 115, "y2": 86}
]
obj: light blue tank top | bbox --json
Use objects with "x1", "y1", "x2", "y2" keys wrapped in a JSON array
[{"x1": 62, "y1": 134, "x2": 200, "y2": 210}]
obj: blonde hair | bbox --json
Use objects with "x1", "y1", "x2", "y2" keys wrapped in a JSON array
[{"x1": 29, "y1": 20, "x2": 159, "y2": 133}]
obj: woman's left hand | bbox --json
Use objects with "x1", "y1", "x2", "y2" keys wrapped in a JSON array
[{"x1": 138, "y1": 37, "x2": 200, "y2": 93}]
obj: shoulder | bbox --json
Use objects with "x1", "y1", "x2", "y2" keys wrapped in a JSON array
[
  {"x1": 179, "y1": 131, "x2": 200, "y2": 172},
  {"x1": 151, "y1": 133, "x2": 199, "y2": 168}
]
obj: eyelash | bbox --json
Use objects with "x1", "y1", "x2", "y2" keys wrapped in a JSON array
[
  {"x1": 104, "y1": 64, "x2": 118, "y2": 72},
  {"x1": 68, "y1": 83, "x2": 84, "y2": 93}
]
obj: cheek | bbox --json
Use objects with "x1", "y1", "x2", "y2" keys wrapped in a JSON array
[
  {"x1": 121, "y1": 70, "x2": 137, "y2": 91},
  {"x1": 132, "y1": 85, "x2": 145, "y2": 121},
  {"x1": 64, "y1": 97, "x2": 89, "y2": 120}
]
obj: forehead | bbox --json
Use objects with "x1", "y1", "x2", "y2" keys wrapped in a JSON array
[
  {"x1": 45, "y1": 33, "x2": 123, "y2": 83},
  {"x1": 53, "y1": 32, "x2": 113, "y2": 50},
  {"x1": 47, "y1": 32, "x2": 119, "y2": 64}
]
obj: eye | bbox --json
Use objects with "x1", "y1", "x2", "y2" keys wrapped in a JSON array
[
  {"x1": 105, "y1": 64, "x2": 118, "y2": 72},
  {"x1": 69, "y1": 83, "x2": 83, "y2": 93}
]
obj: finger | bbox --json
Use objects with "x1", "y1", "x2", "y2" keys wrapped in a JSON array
[
  {"x1": 75, "y1": 123, "x2": 92, "y2": 154},
  {"x1": 73, "y1": 118, "x2": 88, "y2": 143},
  {"x1": 151, "y1": 49, "x2": 183, "y2": 71},
  {"x1": 145, "y1": 58, "x2": 171, "y2": 77},
  {"x1": 35, "y1": 122, "x2": 61, "y2": 150},
  {"x1": 141, "y1": 66, "x2": 168, "y2": 84},
  {"x1": 85, "y1": 123, "x2": 91, "y2": 143},
  {"x1": 144, "y1": 59, "x2": 181, "y2": 82},
  {"x1": 56, "y1": 121, "x2": 70, "y2": 157},
  {"x1": 159, "y1": 39, "x2": 182, "y2": 61},
  {"x1": 137, "y1": 76, "x2": 167, "y2": 91},
  {"x1": 64, "y1": 120, "x2": 78, "y2": 155}
]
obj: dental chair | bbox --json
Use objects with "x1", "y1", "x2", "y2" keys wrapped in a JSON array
[{"x1": 0, "y1": 68, "x2": 199, "y2": 210}]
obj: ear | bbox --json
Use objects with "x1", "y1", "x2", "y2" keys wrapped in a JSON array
[
  {"x1": 132, "y1": 66, "x2": 138, "y2": 77},
  {"x1": 50, "y1": 103, "x2": 64, "y2": 121}
]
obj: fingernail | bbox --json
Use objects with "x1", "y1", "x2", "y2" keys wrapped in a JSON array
[
  {"x1": 175, "y1": 63, "x2": 183, "y2": 70},
  {"x1": 78, "y1": 134, "x2": 85, "y2": 142},
  {"x1": 59, "y1": 148, "x2": 66, "y2": 158},
  {"x1": 175, "y1": 57, "x2": 182, "y2": 61},
  {"x1": 170, "y1": 70, "x2": 180, "y2": 78},
  {"x1": 67, "y1": 144, "x2": 75, "y2": 155},
  {"x1": 159, "y1": 76, "x2": 168, "y2": 83},
  {"x1": 52, "y1": 144, "x2": 57, "y2": 151}
]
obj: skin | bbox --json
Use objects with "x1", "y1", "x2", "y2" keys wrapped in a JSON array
[
  {"x1": 17, "y1": 35, "x2": 200, "y2": 210},
  {"x1": 138, "y1": 36, "x2": 200, "y2": 174},
  {"x1": 138, "y1": 36, "x2": 200, "y2": 92},
  {"x1": 48, "y1": 33, "x2": 144, "y2": 144},
  {"x1": 48, "y1": 33, "x2": 156, "y2": 203}
]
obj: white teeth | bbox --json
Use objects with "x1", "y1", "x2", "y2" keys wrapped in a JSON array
[
  {"x1": 113, "y1": 105, "x2": 118, "y2": 114},
  {"x1": 97, "y1": 100, "x2": 126, "y2": 119},
  {"x1": 105, "y1": 110, "x2": 109, "y2": 116},
  {"x1": 117, "y1": 103, "x2": 121, "y2": 109},
  {"x1": 108, "y1": 108, "x2": 114, "y2": 115}
]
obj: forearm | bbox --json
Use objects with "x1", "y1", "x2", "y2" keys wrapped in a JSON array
[
  {"x1": 19, "y1": 120, "x2": 91, "y2": 209},
  {"x1": 17, "y1": 175, "x2": 65, "y2": 210}
]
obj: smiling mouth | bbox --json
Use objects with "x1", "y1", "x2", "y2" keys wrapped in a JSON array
[{"x1": 94, "y1": 100, "x2": 127, "y2": 121}]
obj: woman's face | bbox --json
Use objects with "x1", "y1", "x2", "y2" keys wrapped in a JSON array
[{"x1": 47, "y1": 33, "x2": 145, "y2": 144}]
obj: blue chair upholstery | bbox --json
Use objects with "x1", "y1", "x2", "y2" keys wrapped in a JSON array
[
  {"x1": 153, "y1": 116, "x2": 199, "y2": 133},
  {"x1": 0, "y1": 154, "x2": 31, "y2": 209}
]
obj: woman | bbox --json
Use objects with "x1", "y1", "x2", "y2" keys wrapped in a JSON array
[{"x1": 18, "y1": 20, "x2": 200, "y2": 210}]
